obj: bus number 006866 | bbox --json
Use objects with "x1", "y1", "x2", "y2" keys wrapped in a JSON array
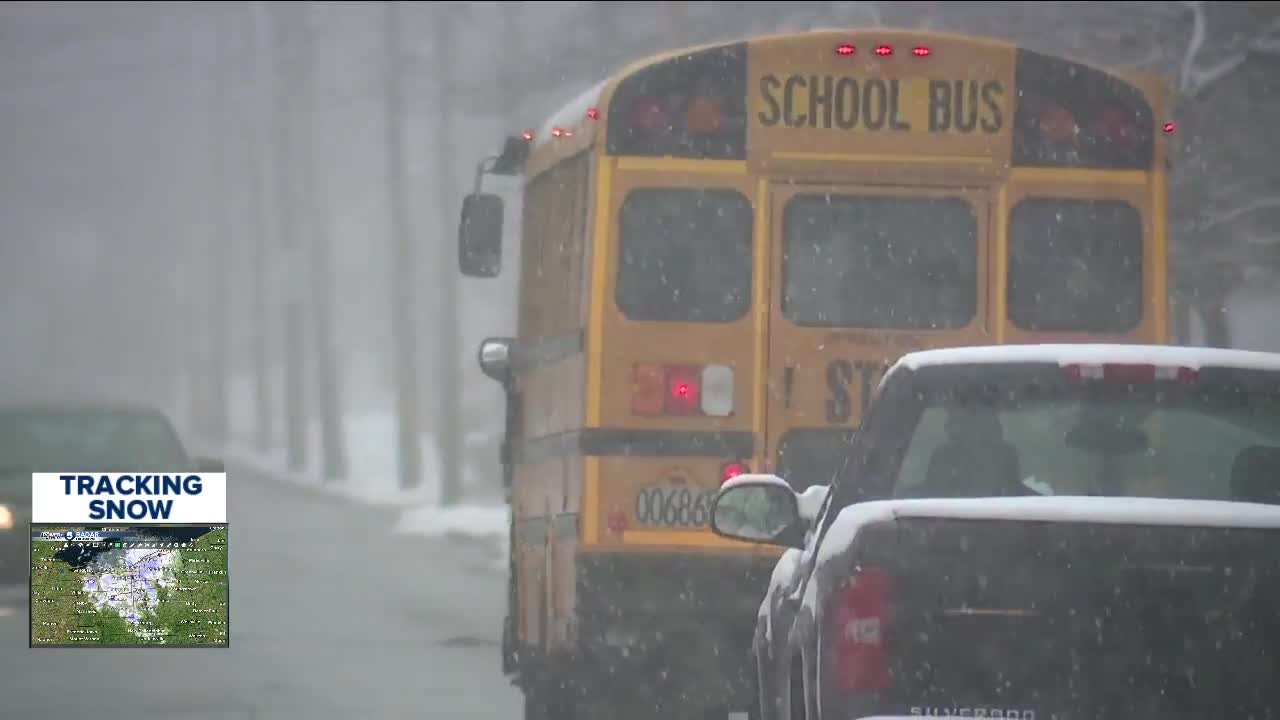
[{"x1": 634, "y1": 486, "x2": 718, "y2": 528}]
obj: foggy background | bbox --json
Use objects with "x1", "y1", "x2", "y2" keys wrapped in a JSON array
[{"x1": 2, "y1": 0, "x2": 1278, "y2": 503}]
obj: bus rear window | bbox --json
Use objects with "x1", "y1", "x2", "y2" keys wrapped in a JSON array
[
  {"x1": 782, "y1": 195, "x2": 978, "y2": 329},
  {"x1": 616, "y1": 188, "x2": 752, "y2": 323},
  {"x1": 1008, "y1": 198, "x2": 1142, "y2": 333}
]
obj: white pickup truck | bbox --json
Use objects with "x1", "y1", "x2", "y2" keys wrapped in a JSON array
[{"x1": 713, "y1": 344, "x2": 1280, "y2": 720}]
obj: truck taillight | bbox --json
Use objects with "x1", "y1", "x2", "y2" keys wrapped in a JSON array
[
  {"x1": 631, "y1": 364, "x2": 735, "y2": 417},
  {"x1": 829, "y1": 566, "x2": 893, "y2": 693},
  {"x1": 1062, "y1": 362, "x2": 1198, "y2": 384}
]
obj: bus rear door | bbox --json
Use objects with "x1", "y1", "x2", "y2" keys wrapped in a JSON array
[{"x1": 765, "y1": 183, "x2": 993, "y2": 486}]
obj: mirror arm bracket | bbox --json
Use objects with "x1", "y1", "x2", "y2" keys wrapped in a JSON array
[
  {"x1": 473, "y1": 155, "x2": 498, "y2": 196},
  {"x1": 777, "y1": 520, "x2": 807, "y2": 550}
]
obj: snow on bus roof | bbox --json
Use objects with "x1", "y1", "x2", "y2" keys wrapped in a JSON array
[
  {"x1": 534, "y1": 78, "x2": 608, "y2": 150},
  {"x1": 893, "y1": 343, "x2": 1280, "y2": 374}
]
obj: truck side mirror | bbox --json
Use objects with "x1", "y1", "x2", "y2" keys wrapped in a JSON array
[{"x1": 458, "y1": 192, "x2": 504, "y2": 278}]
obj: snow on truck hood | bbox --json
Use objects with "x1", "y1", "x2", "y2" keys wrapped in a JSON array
[
  {"x1": 816, "y1": 496, "x2": 1280, "y2": 570},
  {"x1": 892, "y1": 343, "x2": 1280, "y2": 374}
]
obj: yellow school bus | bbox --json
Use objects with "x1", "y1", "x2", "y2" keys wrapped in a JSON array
[{"x1": 458, "y1": 29, "x2": 1172, "y2": 719}]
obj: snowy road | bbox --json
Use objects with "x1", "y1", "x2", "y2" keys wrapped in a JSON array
[{"x1": 0, "y1": 462, "x2": 521, "y2": 719}]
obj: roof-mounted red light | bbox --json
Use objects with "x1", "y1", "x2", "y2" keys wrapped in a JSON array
[
  {"x1": 520, "y1": 129, "x2": 534, "y2": 141},
  {"x1": 836, "y1": 43, "x2": 855, "y2": 56},
  {"x1": 1097, "y1": 108, "x2": 1137, "y2": 145},
  {"x1": 586, "y1": 107, "x2": 599, "y2": 120},
  {"x1": 874, "y1": 45, "x2": 893, "y2": 57},
  {"x1": 1038, "y1": 104, "x2": 1077, "y2": 144},
  {"x1": 1163, "y1": 121, "x2": 1176, "y2": 134},
  {"x1": 912, "y1": 46, "x2": 931, "y2": 57}
]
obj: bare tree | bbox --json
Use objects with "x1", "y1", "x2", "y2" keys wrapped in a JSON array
[
  {"x1": 270, "y1": 3, "x2": 309, "y2": 471},
  {"x1": 247, "y1": 0, "x2": 275, "y2": 454},
  {"x1": 206, "y1": 6, "x2": 232, "y2": 447},
  {"x1": 435, "y1": 2, "x2": 463, "y2": 505},
  {"x1": 301, "y1": 2, "x2": 348, "y2": 482},
  {"x1": 1169, "y1": 0, "x2": 1280, "y2": 346},
  {"x1": 385, "y1": 0, "x2": 424, "y2": 492}
]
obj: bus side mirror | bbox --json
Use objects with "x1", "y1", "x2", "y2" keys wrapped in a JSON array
[
  {"x1": 478, "y1": 337, "x2": 514, "y2": 384},
  {"x1": 458, "y1": 192, "x2": 504, "y2": 278}
]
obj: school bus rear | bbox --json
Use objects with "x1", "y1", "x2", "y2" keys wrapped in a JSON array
[
  {"x1": 591, "y1": 26, "x2": 1167, "y2": 553},
  {"x1": 467, "y1": 28, "x2": 1171, "y2": 718}
]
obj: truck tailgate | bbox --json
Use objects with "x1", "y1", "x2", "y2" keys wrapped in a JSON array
[{"x1": 853, "y1": 518, "x2": 1280, "y2": 718}]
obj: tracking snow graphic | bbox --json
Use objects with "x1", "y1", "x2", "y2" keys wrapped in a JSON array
[{"x1": 29, "y1": 473, "x2": 228, "y2": 647}]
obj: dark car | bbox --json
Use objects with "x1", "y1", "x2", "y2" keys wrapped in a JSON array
[
  {"x1": 0, "y1": 401, "x2": 222, "y2": 583},
  {"x1": 712, "y1": 344, "x2": 1280, "y2": 720}
]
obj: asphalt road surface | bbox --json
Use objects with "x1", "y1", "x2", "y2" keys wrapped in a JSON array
[{"x1": 0, "y1": 463, "x2": 521, "y2": 719}]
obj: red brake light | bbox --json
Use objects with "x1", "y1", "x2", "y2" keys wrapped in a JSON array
[
  {"x1": 686, "y1": 96, "x2": 723, "y2": 133},
  {"x1": 1038, "y1": 104, "x2": 1077, "y2": 143},
  {"x1": 1097, "y1": 108, "x2": 1137, "y2": 146},
  {"x1": 874, "y1": 45, "x2": 893, "y2": 57},
  {"x1": 551, "y1": 126, "x2": 564, "y2": 138},
  {"x1": 1163, "y1": 121, "x2": 1176, "y2": 134},
  {"x1": 664, "y1": 365, "x2": 702, "y2": 415},
  {"x1": 629, "y1": 96, "x2": 668, "y2": 131},
  {"x1": 836, "y1": 43, "x2": 855, "y2": 56},
  {"x1": 911, "y1": 46, "x2": 930, "y2": 57},
  {"x1": 1063, "y1": 363, "x2": 1198, "y2": 384},
  {"x1": 520, "y1": 129, "x2": 534, "y2": 141},
  {"x1": 720, "y1": 462, "x2": 749, "y2": 485},
  {"x1": 829, "y1": 566, "x2": 893, "y2": 693},
  {"x1": 586, "y1": 107, "x2": 599, "y2": 120}
]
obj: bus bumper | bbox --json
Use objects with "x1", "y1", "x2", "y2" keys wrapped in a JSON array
[{"x1": 569, "y1": 551, "x2": 775, "y2": 711}]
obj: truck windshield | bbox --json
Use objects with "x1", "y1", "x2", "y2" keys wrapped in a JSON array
[{"x1": 889, "y1": 366, "x2": 1280, "y2": 502}]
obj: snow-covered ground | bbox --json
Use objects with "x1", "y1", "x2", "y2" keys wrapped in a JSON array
[{"x1": 181, "y1": 373, "x2": 510, "y2": 569}]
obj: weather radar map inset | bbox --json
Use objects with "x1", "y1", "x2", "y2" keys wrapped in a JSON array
[{"x1": 30, "y1": 525, "x2": 228, "y2": 647}]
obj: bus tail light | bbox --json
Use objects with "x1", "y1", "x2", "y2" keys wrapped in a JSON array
[
  {"x1": 829, "y1": 566, "x2": 894, "y2": 693},
  {"x1": 631, "y1": 363, "x2": 735, "y2": 417},
  {"x1": 664, "y1": 365, "x2": 702, "y2": 415},
  {"x1": 911, "y1": 46, "x2": 931, "y2": 57},
  {"x1": 874, "y1": 45, "x2": 893, "y2": 57},
  {"x1": 835, "y1": 43, "x2": 855, "y2": 56},
  {"x1": 720, "y1": 461, "x2": 749, "y2": 484}
]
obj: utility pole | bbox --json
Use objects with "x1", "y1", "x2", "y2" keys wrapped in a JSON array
[
  {"x1": 300, "y1": 2, "x2": 348, "y2": 482},
  {"x1": 434, "y1": 3, "x2": 462, "y2": 506},
  {"x1": 272, "y1": 4, "x2": 309, "y2": 473},
  {"x1": 248, "y1": 1, "x2": 275, "y2": 455},
  {"x1": 386, "y1": 1, "x2": 423, "y2": 491}
]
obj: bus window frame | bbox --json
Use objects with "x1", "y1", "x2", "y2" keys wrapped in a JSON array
[
  {"x1": 612, "y1": 177, "x2": 756, "y2": 325},
  {"x1": 768, "y1": 183, "x2": 992, "y2": 339},
  {"x1": 1000, "y1": 174, "x2": 1157, "y2": 343}
]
